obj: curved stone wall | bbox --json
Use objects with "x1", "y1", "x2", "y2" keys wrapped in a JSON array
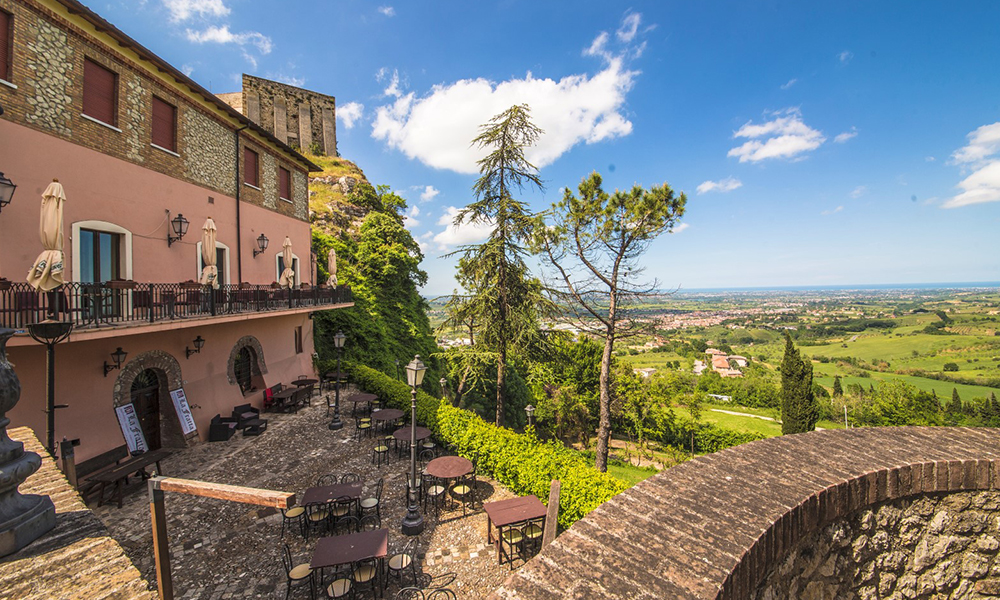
[{"x1": 489, "y1": 427, "x2": 1000, "y2": 600}]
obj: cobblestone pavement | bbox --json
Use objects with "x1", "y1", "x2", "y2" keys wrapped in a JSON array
[{"x1": 93, "y1": 386, "x2": 523, "y2": 599}]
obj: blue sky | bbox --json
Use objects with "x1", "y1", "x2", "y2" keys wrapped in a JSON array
[{"x1": 106, "y1": 1, "x2": 1000, "y2": 295}]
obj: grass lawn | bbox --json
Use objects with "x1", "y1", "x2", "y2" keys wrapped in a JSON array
[
  {"x1": 607, "y1": 461, "x2": 658, "y2": 486},
  {"x1": 814, "y1": 371, "x2": 997, "y2": 401}
]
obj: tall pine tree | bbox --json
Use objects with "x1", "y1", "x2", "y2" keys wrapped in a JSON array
[
  {"x1": 832, "y1": 375, "x2": 843, "y2": 397},
  {"x1": 780, "y1": 333, "x2": 817, "y2": 435}
]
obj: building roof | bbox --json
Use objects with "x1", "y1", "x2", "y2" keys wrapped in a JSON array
[
  {"x1": 50, "y1": 0, "x2": 321, "y2": 173},
  {"x1": 0, "y1": 427, "x2": 155, "y2": 599}
]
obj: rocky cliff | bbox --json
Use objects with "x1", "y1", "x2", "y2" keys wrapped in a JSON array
[{"x1": 304, "y1": 153, "x2": 372, "y2": 237}]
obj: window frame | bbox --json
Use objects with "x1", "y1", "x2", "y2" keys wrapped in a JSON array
[
  {"x1": 78, "y1": 228, "x2": 122, "y2": 283},
  {"x1": 278, "y1": 166, "x2": 291, "y2": 202},
  {"x1": 294, "y1": 326, "x2": 303, "y2": 354},
  {"x1": 276, "y1": 254, "x2": 300, "y2": 286},
  {"x1": 195, "y1": 241, "x2": 231, "y2": 286},
  {"x1": 243, "y1": 147, "x2": 259, "y2": 188},
  {"x1": 150, "y1": 95, "x2": 178, "y2": 154},
  {"x1": 0, "y1": 9, "x2": 13, "y2": 85},
  {"x1": 71, "y1": 220, "x2": 133, "y2": 282},
  {"x1": 82, "y1": 57, "x2": 119, "y2": 128}
]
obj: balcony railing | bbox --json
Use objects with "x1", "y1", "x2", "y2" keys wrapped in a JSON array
[{"x1": 0, "y1": 281, "x2": 352, "y2": 330}]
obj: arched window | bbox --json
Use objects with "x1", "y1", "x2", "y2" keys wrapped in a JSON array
[{"x1": 233, "y1": 346, "x2": 261, "y2": 393}]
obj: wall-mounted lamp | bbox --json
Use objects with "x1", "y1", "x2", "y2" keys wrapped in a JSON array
[
  {"x1": 0, "y1": 171, "x2": 16, "y2": 215},
  {"x1": 167, "y1": 212, "x2": 190, "y2": 247},
  {"x1": 253, "y1": 233, "x2": 269, "y2": 257},
  {"x1": 186, "y1": 335, "x2": 205, "y2": 359},
  {"x1": 103, "y1": 347, "x2": 128, "y2": 377}
]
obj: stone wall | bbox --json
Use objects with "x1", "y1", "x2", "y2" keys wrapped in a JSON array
[
  {"x1": 235, "y1": 74, "x2": 337, "y2": 155},
  {"x1": 755, "y1": 491, "x2": 1000, "y2": 600},
  {"x1": 183, "y1": 108, "x2": 237, "y2": 196},
  {"x1": 22, "y1": 14, "x2": 73, "y2": 137}
]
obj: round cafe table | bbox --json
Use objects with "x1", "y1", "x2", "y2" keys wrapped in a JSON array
[
  {"x1": 345, "y1": 392, "x2": 378, "y2": 416},
  {"x1": 424, "y1": 455, "x2": 472, "y2": 480},
  {"x1": 393, "y1": 425, "x2": 432, "y2": 458},
  {"x1": 371, "y1": 408, "x2": 404, "y2": 432}
]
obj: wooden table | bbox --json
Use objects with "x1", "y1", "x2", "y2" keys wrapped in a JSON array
[
  {"x1": 483, "y1": 495, "x2": 547, "y2": 563},
  {"x1": 371, "y1": 408, "x2": 404, "y2": 432},
  {"x1": 302, "y1": 481, "x2": 363, "y2": 506},
  {"x1": 425, "y1": 456, "x2": 472, "y2": 479},
  {"x1": 346, "y1": 393, "x2": 377, "y2": 405},
  {"x1": 310, "y1": 529, "x2": 388, "y2": 570},
  {"x1": 392, "y1": 426, "x2": 431, "y2": 443},
  {"x1": 92, "y1": 448, "x2": 173, "y2": 508},
  {"x1": 272, "y1": 387, "x2": 298, "y2": 411}
]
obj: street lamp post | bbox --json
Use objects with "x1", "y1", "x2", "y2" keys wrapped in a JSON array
[
  {"x1": 401, "y1": 354, "x2": 426, "y2": 536},
  {"x1": 27, "y1": 319, "x2": 74, "y2": 456},
  {"x1": 525, "y1": 404, "x2": 535, "y2": 428},
  {"x1": 395, "y1": 359, "x2": 401, "y2": 382},
  {"x1": 329, "y1": 331, "x2": 346, "y2": 430},
  {"x1": 439, "y1": 377, "x2": 447, "y2": 399}
]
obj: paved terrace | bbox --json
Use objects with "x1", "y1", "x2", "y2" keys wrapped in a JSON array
[
  {"x1": 0, "y1": 426, "x2": 155, "y2": 600},
  {"x1": 489, "y1": 427, "x2": 1000, "y2": 600}
]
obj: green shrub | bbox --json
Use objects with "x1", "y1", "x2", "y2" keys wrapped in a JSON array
[{"x1": 347, "y1": 363, "x2": 628, "y2": 528}]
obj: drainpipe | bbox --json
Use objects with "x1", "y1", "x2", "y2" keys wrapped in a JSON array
[{"x1": 234, "y1": 125, "x2": 249, "y2": 283}]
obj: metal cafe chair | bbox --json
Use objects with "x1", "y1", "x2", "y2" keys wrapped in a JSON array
[{"x1": 282, "y1": 544, "x2": 316, "y2": 600}]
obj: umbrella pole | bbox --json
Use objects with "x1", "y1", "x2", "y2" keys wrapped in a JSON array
[{"x1": 45, "y1": 341, "x2": 55, "y2": 455}]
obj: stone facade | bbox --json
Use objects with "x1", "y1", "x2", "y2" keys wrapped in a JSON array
[
  {"x1": 112, "y1": 349, "x2": 193, "y2": 448},
  {"x1": 293, "y1": 171, "x2": 309, "y2": 220},
  {"x1": 261, "y1": 150, "x2": 278, "y2": 209},
  {"x1": 223, "y1": 74, "x2": 337, "y2": 155},
  {"x1": 0, "y1": 0, "x2": 312, "y2": 216},
  {"x1": 226, "y1": 335, "x2": 268, "y2": 386},
  {"x1": 756, "y1": 491, "x2": 1000, "y2": 600}
]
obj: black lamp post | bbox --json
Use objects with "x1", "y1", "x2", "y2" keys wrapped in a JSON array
[
  {"x1": 27, "y1": 319, "x2": 74, "y2": 456},
  {"x1": 0, "y1": 171, "x2": 16, "y2": 215},
  {"x1": 253, "y1": 233, "x2": 269, "y2": 257},
  {"x1": 185, "y1": 335, "x2": 205, "y2": 359},
  {"x1": 525, "y1": 404, "x2": 536, "y2": 427},
  {"x1": 328, "y1": 330, "x2": 346, "y2": 430},
  {"x1": 103, "y1": 347, "x2": 128, "y2": 377},
  {"x1": 401, "y1": 354, "x2": 426, "y2": 536},
  {"x1": 395, "y1": 359, "x2": 401, "y2": 382},
  {"x1": 167, "y1": 212, "x2": 189, "y2": 247},
  {"x1": 439, "y1": 377, "x2": 447, "y2": 399}
]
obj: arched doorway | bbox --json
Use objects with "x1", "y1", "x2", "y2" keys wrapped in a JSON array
[
  {"x1": 130, "y1": 369, "x2": 161, "y2": 451},
  {"x1": 227, "y1": 335, "x2": 268, "y2": 394}
]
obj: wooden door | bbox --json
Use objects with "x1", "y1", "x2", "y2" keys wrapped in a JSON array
[{"x1": 130, "y1": 370, "x2": 161, "y2": 451}]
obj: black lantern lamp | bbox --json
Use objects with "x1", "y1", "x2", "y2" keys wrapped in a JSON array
[
  {"x1": 525, "y1": 404, "x2": 536, "y2": 427},
  {"x1": 27, "y1": 319, "x2": 74, "y2": 455},
  {"x1": 253, "y1": 233, "x2": 269, "y2": 257},
  {"x1": 402, "y1": 355, "x2": 427, "y2": 536},
  {"x1": 328, "y1": 330, "x2": 346, "y2": 430},
  {"x1": 167, "y1": 212, "x2": 189, "y2": 247},
  {"x1": 0, "y1": 171, "x2": 15, "y2": 214},
  {"x1": 185, "y1": 335, "x2": 205, "y2": 359},
  {"x1": 103, "y1": 347, "x2": 128, "y2": 377}
]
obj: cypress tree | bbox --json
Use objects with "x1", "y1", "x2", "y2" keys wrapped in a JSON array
[
  {"x1": 780, "y1": 333, "x2": 817, "y2": 434},
  {"x1": 946, "y1": 387, "x2": 963, "y2": 415},
  {"x1": 832, "y1": 375, "x2": 843, "y2": 397}
]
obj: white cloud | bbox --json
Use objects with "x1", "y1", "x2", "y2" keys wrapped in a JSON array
[
  {"x1": 838, "y1": 50, "x2": 854, "y2": 64},
  {"x1": 403, "y1": 204, "x2": 420, "y2": 229},
  {"x1": 162, "y1": 0, "x2": 229, "y2": 22},
  {"x1": 821, "y1": 205, "x2": 844, "y2": 215},
  {"x1": 944, "y1": 122, "x2": 1000, "y2": 209},
  {"x1": 925, "y1": 156, "x2": 936, "y2": 162},
  {"x1": 834, "y1": 127, "x2": 858, "y2": 143},
  {"x1": 850, "y1": 185, "x2": 867, "y2": 198},
  {"x1": 697, "y1": 177, "x2": 743, "y2": 195},
  {"x1": 186, "y1": 26, "x2": 272, "y2": 54},
  {"x1": 377, "y1": 68, "x2": 404, "y2": 98},
  {"x1": 670, "y1": 222, "x2": 690, "y2": 234},
  {"x1": 337, "y1": 102, "x2": 364, "y2": 129},
  {"x1": 433, "y1": 206, "x2": 494, "y2": 250},
  {"x1": 584, "y1": 31, "x2": 611, "y2": 60},
  {"x1": 181, "y1": 64, "x2": 195, "y2": 77},
  {"x1": 266, "y1": 72, "x2": 305, "y2": 87},
  {"x1": 727, "y1": 108, "x2": 825, "y2": 163},
  {"x1": 616, "y1": 12, "x2": 641, "y2": 43},
  {"x1": 419, "y1": 185, "x2": 440, "y2": 203},
  {"x1": 378, "y1": 5, "x2": 395, "y2": 16},
  {"x1": 780, "y1": 78, "x2": 797, "y2": 90}
]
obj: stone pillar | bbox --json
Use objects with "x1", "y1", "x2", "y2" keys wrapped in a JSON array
[
  {"x1": 273, "y1": 98, "x2": 287, "y2": 144},
  {"x1": 298, "y1": 105, "x2": 312, "y2": 150},
  {"x1": 322, "y1": 106, "x2": 336, "y2": 155},
  {"x1": 246, "y1": 92, "x2": 260, "y2": 123},
  {"x1": 0, "y1": 328, "x2": 55, "y2": 557}
]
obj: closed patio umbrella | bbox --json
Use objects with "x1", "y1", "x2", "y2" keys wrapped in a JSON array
[
  {"x1": 26, "y1": 180, "x2": 66, "y2": 292},
  {"x1": 327, "y1": 247, "x2": 338, "y2": 286},
  {"x1": 199, "y1": 217, "x2": 219, "y2": 288},
  {"x1": 278, "y1": 236, "x2": 295, "y2": 289}
]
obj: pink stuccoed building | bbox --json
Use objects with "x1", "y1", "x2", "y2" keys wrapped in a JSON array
[{"x1": 0, "y1": 0, "x2": 351, "y2": 464}]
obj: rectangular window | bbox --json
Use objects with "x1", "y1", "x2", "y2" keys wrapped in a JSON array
[
  {"x1": 277, "y1": 256, "x2": 299, "y2": 283},
  {"x1": 0, "y1": 10, "x2": 11, "y2": 83},
  {"x1": 151, "y1": 96, "x2": 177, "y2": 152},
  {"x1": 83, "y1": 58, "x2": 117, "y2": 126},
  {"x1": 294, "y1": 326, "x2": 303, "y2": 354},
  {"x1": 244, "y1": 148, "x2": 259, "y2": 187},
  {"x1": 279, "y1": 167, "x2": 291, "y2": 201},
  {"x1": 79, "y1": 229, "x2": 121, "y2": 283},
  {"x1": 197, "y1": 246, "x2": 227, "y2": 286}
]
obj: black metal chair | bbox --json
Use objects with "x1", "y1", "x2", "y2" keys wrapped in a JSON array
[
  {"x1": 317, "y1": 474, "x2": 338, "y2": 487},
  {"x1": 330, "y1": 495, "x2": 356, "y2": 531},
  {"x1": 304, "y1": 502, "x2": 330, "y2": 539},
  {"x1": 351, "y1": 557, "x2": 381, "y2": 600},
  {"x1": 340, "y1": 473, "x2": 361, "y2": 484},
  {"x1": 282, "y1": 544, "x2": 316, "y2": 600},
  {"x1": 422, "y1": 474, "x2": 446, "y2": 517},
  {"x1": 280, "y1": 505, "x2": 306, "y2": 539},
  {"x1": 359, "y1": 514, "x2": 381, "y2": 531},
  {"x1": 387, "y1": 539, "x2": 418, "y2": 589},
  {"x1": 333, "y1": 515, "x2": 360, "y2": 535},
  {"x1": 523, "y1": 516, "x2": 545, "y2": 557},
  {"x1": 354, "y1": 414, "x2": 372, "y2": 441},
  {"x1": 498, "y1": 522, "x2": 525, "y2": 569},
  {"x1": 372, "y1": 438, "x2": 390, "y2": 467},
  {"x1": 360, "y1": 478, "x2": 383, "y2": 523}
]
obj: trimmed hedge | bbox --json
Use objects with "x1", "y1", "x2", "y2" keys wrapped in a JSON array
[{"x1": 346, "y1": 363, "x2": 628, "y2": 528}]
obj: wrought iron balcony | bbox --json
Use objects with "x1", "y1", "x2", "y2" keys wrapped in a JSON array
[{"x1": 0, "y1": 280, "x2": 352, "y2": 330}]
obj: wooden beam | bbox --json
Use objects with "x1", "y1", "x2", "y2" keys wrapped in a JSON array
[
  {"x1": 155, "y1": 477, "x2": 296, "y2": 509},
  {"x1": 149, "y1": 482, "x2": 174, "y2": 600},
  {"x1": 543, "y1": 479, "x2": 561, "y2": 548}
]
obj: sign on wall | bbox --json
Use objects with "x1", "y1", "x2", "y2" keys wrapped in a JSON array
[
  {"x1": 169, "y1": 388, "x2": 197, "y2": 435},
  {"x1": 115, "y1": 403, "x2": 148, "y2": 454}
]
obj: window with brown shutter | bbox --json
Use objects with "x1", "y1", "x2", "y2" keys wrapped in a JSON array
[
  {"x1": 244, "y1": 148, "x2": 259, "y2": 187},
  {"x1": 83, "y1": 58, "x2": 117, "y2": 126},
  {"x1": 0, "y1": 10, "x2": 11, "y2": 83},
  {"x1": 151, "y1": 96, "x2": 176, "y2": 152},
  {"x1": 279, "y1": 167, "x2": 291, "y2": 201}
]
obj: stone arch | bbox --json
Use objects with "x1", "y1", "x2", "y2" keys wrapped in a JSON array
[
  {"x1": 227, "y1": 335, "x2": 268, "y2": 387},
  {"x1": 489, "y1": 427, "x2": 1000, "y2": 600},
  {"x1": 113, "y1": 350, "x2": 193, "y2": 448}
]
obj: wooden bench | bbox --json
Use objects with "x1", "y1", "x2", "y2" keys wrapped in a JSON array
[
  {"x1": 91, "y1": 448, "x2": 173, "y2": 508},
  {"x1": 75, "y1": 444, "x2": 130, "y2": 504}
]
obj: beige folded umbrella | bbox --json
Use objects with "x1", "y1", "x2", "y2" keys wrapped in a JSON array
[
  {"x1": 278, "y1": 236, "x2": 295, "y2": 289},
  {"x1": 327, "y1": 247, "x2": 338, "y2": 286},
  {"x1": 26, "y1": 180, "x2": 66, "y2": 292},
  {"x1": 199, "y1": 217, "x2": 219, "y2": 288}
]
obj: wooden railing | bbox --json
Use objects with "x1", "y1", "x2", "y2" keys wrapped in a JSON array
[{"x1": 0, "y1": 281, "x2": 352, "y2": 329}]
